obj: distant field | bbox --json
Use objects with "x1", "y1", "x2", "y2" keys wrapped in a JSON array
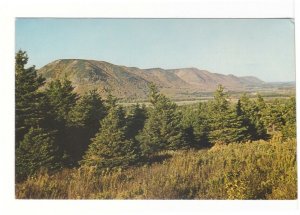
[
  {"x1": 118, "y1": 85, "x2": 295, "y2": 105},
  {"x1": 119, "y1": 99, "x2": 210, "y2": 107},
  {"x1": 119, "y1": 95, "x2": 294, "y2": 107}
]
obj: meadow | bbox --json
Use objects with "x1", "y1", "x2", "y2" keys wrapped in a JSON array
[{"x1": 16, "y1": 137, "x2": 296, "y2": 199}]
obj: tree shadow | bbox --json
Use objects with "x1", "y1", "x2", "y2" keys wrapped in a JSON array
[{"x1": 145, "y1": 153, "x2": 173, "y2": 165}]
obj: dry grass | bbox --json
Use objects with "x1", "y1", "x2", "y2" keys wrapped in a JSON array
[{"x1": 16, "y1": 138, "x2": 297, "y2": 199}]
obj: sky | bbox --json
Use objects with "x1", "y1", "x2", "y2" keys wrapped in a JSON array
[{"x1": 15, "y1": 18, "x2": 295, "y2": 82}]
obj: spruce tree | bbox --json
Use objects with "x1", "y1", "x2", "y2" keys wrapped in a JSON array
[
  {"x1": 68, "y1": 89, "x2": 106, "y2": 128},
  {"x1": 81, "y1": 104, "x2": 140, "y2": 171},
  {"x1": 45, "y1": 78, "x2": 78, "y2": 123},
  {"x1": 282, "y1": 96, "x2": 296, "y2": 139},
  {"x1": 238, "y1": 94, "x2": 268, "y2": 140},
  {"x1": 263, "y1": 99, "x2": 285, "y2": 134},
  {"x1": 44, "y1": 78, "x2": 79, "y2": 166},
  {"x1": 208, "y1": 85, "x2": 249, "y2": 144},
  {"x1": 16, "y1": 127, "x2": 60, "y2": 182},
  {"x1": 209, "y1": 108, "x2": 249, "y2": 144},
  {"x1": 181, "y1": 103, "x2": 210, "y2": 148},
  {"x1": 126, "y1": 103, "x2": 147, "y2": 139},
  {"x1": 137, "y1": 84, "x2": 187, "y2": 155},
  {"x1": 256, "y1": 93, "x2": 266, "y2": 110},
  {"x1": 180, "y1": 105, "x2": 196, "y2": 147},
  {"x1": 15, "y1": 50, "x2": 48, "y2": 145},
  {"x1": 67, "y1": 90, "x2": 107, "y2": 162}
]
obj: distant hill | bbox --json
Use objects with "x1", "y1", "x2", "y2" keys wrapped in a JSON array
[{"x1": 38, "y1": 59, "x2": 265, "y2": 100}]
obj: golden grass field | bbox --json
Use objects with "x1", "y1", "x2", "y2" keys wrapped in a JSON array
[{"x1": 16, "y1": 136, "x2": 297, "y2": 200}]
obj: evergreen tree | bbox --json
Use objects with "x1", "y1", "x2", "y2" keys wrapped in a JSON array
[
  {"x1": 44, "y1": 78, "x2": 79, "y2": 166},
  {"x1": 67, "y1": 90, "x2": 107, "y2": 162},
  {"x1": 210, "y1": 85, "x2": 230, "y2": 114},
  {"x1": 68, "y1": 89, "x2": 106, "y2": 129},
  {"x1": 208, "y1": 85, "x2": 249, "y2": 144},
  {"x1": 180, "y1": 105, "x2": 196, "y2": 147},
  {"x1": 256, "y1": 93, "x2": 266, "y2": 110},
  {"x1": 16, "y1": 127, "x2": 60, "y2": 182},
  {"x1": 180, "y1": 103, "x2": 210, "y2": 148},
  {"x1": 105, "y1": 92, "x2": 118, "y2": 110},
  {"x1": 282, "y1": 96, "x2": 296, "y2": 139},
  {"x1": 137, "y1": 84, "x2": 187, "y2": 155},
  {"x1": 45, "y1": 78, "x2": 78, "y2": 123},
  {"x1": 81, "y1": 105, "x2": 140, "y2": 171},
  {"x1": 126, "y1": 103, "x2": 147, "y2": 139},
  {"x1": 235, "y1": 99, "x2": 251, "y2": 140},
  {"x1": 258, "y1": 96, "x2": 296, "y2": 139},
  {"x1": 195, "y1": 103, "x2": 211, "y2": 147},
  {"x1": 15, "y1": 50, "x2": 48, "y2": 145},
  {"x1": 238, "y1": 94, "x2": 268, "y2": 140},
  {"x1": 209, "y1": 109, "x2": 249, "y2": 144},
  {"x1": 263, "y1": 99, "x2": 285, "y2": 134}
]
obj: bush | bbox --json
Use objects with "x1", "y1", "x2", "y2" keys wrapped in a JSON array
[
  {"x1": 16, "y1": 127, "x2": 61, "y2": 182},
  {"x1": 16, "y1": 138, "x2": 297, "y2": 199}
]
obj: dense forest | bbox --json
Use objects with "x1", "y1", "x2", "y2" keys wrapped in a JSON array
[{"x1": 15, "y1": 50, "x2": 297, "y2": 199}]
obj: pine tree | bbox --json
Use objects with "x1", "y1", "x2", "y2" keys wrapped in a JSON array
[
  {"x1": 15, "y1": 50, "x2": 48, "y2": 145},
  {"x1": 16, "y1": 127, "x2": 60, "y2": 182},
  {"x1": 81, "y1": 104, "x2": 140, "y2": 171},
  {"x1": 137, "y1": 84, "x2": 187, "y2": 155},
  {"x1": 208, "y1": 85, "x2": 249, "y2": 144}
]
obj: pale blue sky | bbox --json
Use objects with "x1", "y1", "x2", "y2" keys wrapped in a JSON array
[{"x1": 16, "y1": 18, "x2": 295, "y2": 82}]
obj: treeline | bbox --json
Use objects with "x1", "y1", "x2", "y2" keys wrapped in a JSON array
[{"x1": 15, "y1": 51, "x2": 296, "y2": 182}]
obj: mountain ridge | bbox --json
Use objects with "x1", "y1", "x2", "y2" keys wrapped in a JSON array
[{"x1": 38, "y1": 59, "x2": 265, "y2": 100}]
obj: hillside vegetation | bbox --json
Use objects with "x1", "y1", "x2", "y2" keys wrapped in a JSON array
[
  {"x1": 16, "y1": 137, "x2": 296, "y2": 199},
  {"x1": 38, "y1": 59, "x2": 265, "y2": 100},
  {"x1": 15, "y1": 51, "x2": 297, "y2": 199}
]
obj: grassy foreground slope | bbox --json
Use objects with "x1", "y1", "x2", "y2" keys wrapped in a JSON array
[{"x1": 16, "y1": 137, "x2": 297, "y2": 199}]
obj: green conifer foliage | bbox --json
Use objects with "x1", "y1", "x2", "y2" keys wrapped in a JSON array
[
  {"x1": 15, "y1": 50, "x2": 47, "y2": 145},
  {"x1": 256, "y1": 93, "x2": 266, "y2": 110},
  {"x1": 180, "y1": 103, "x2": 210, "y2": 148},
  {"x1": 208, "y1": 85, "x2": 249, "y2": 144},
  {"x1": 16, "y1": 127, "x2": 60, "y2": 182},
  {"x1": 263, "y1": 99, "x2": 285, "y2": 134},
  {"x1": 67, "y1": 90, "x2": 107, "y2": 162},
  {"x1": 68, "y1": 89, "x2": 106, "y2": 128},
  {"x1": 282, "y1": 96, "x2": 296, "y2": 139},
  {"x1": 44, "y1": 79, "x2": 79, "y2": 165},
  {"x1": 81, "y1": 105, "x2": 140, "y2": 171},
  {"x1": 138, "y1": 84, "x2": 187, "y2": 155},
  {"x1": 105, "y1": 92, "x2": 118, "y2": 110},
  {"x1": 126, "y1": 104, "x2": 147, "y2": 139},
  {"x1": 237, "y1": 94, "x2": 268, "y2": 140},
  {"x1": 45, "y1": 79, "x2": 78, "y2": 123}
]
